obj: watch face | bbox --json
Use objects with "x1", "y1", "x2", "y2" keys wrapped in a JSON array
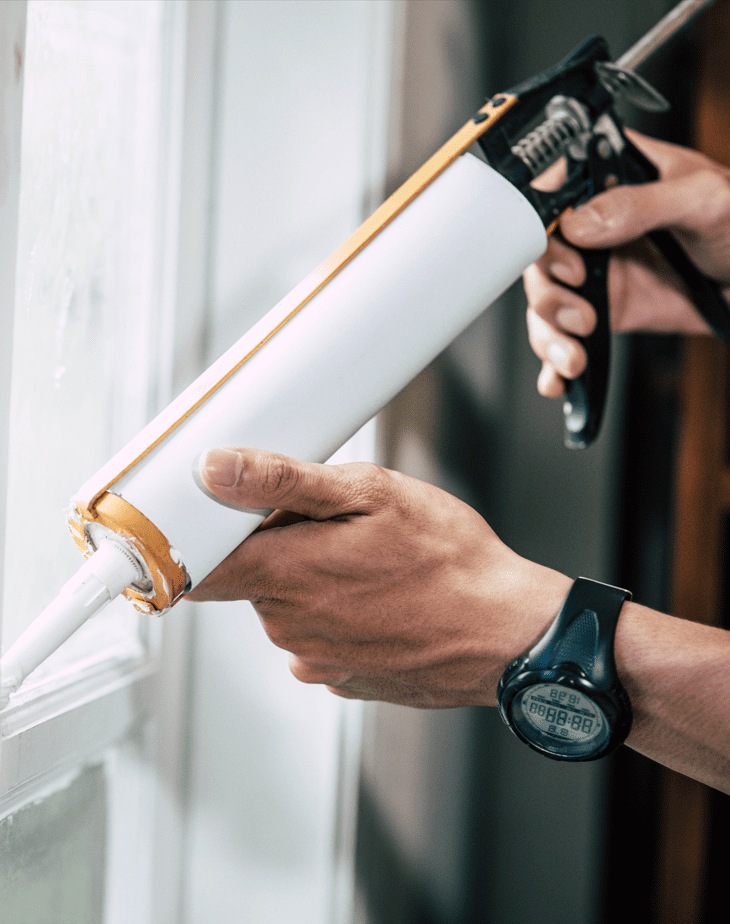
[{"x1": 512, "y1": 682, "x2": 610, "y2": 757}]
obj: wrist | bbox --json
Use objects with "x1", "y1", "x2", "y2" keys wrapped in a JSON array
[
  {"x1": 614, "y1": 600, "x2": 724, "y2": 743},
  {"x1": 613, "y1": 601, "x2": 730, "y2": 790},
  {"x1": 506, "y1": 559, "x2": 574, "y2": 655},
  {"x1": 475, "y1": 557, "x2": 572, "y2": 705}
]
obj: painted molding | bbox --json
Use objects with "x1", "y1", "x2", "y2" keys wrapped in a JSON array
[{"x1": 0, "y1": 665, "x2": 156, "y2": 815}]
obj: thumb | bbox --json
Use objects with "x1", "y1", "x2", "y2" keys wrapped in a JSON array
[
  {"x1": 198, "y1": 447, "x2": 374, "y2": 520},
  {"x1": 560, "y1": 175, "x2": 710, "y2": 250}
]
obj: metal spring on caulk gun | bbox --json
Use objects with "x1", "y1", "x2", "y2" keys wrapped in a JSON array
[{"x1": 511, "y1": 96, "x2": 591, "y2": 177}]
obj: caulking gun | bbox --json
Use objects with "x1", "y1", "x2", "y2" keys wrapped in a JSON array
[{"x1": 1, "y1": 0, "x2": 725, "y2": 708}]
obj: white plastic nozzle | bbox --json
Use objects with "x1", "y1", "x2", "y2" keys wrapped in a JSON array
[{"x1": 0, "y1": 539, "x2": 144, "y2": 710}]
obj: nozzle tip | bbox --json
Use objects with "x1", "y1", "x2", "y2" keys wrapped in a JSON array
[{"x1": 0, "y1": 656, "x2": 23, "y2": 710}]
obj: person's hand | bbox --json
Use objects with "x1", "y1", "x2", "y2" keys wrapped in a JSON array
[
  {"x1": 186, "y1": 447, "x2": 571, "y2": 707},
  {"x1": 524, "y1": 130, "x2": 730, "y2": 398}
]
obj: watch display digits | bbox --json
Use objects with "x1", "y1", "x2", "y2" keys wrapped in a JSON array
[
  {"x1": 497, "y1": 577, "x2": 632, "y2": 761},
  {"x1": 517, "y1": 684, "x2": 606, "y2": 746}
]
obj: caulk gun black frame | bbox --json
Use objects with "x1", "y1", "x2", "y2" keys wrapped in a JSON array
[{"x1": 478, "y1": 36, "x2": 730, "y2": 448}]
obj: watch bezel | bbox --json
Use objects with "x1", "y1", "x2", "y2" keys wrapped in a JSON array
[{"x1": 498, "y1": 660, "x2": 632, "y2": 761}]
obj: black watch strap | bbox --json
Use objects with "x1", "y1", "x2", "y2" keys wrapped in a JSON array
[
  {"x1": 497, "y1": 577, "x2": 633, "y2": 761},
  {"x1": 528, "y1": 577, "x2": 631, "y2": 690}
]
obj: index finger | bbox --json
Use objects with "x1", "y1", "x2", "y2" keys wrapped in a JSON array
[{"x1": 624, "y1": 128, "x2": 718, "y2": 181}]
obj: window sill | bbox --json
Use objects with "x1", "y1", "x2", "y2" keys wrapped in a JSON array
[{"x1": 0, "y1": 649, "x2": 158, "y2": 814}]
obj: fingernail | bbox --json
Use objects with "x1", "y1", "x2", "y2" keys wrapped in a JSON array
[
  {"x1": 548, "y1": 342, "x2": 571, "y2": 372},
  {"x1": 201, "y1": 448, "x2": 242, "y2": 487},
  {"x1": 566, "y1": 204, "x2": 603, "y2": 238},
  {"x1": 556, "y1": 307, "x2": 585, "y2": 333},
  {"x1": 548, "y1": 261, "x2": 574, "y2": 284}
]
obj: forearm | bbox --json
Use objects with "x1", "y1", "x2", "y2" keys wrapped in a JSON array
[
  {"x1": 191, "y1": 447, "x2": 730, "y2": 791},
  {"x1": 615, "y1": 601, "x2": 730, "y2": 793}
]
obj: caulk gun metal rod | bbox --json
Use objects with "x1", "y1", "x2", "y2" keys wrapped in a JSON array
[{"x1": 616, "y1": 0, "x2": 717, "y2": 72}]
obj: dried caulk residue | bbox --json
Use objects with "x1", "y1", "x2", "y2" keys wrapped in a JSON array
[
  {"x1": 169, "y1": 547, "x2": 184, "y2": 566},
  {"x1": 0, "y1": 662, "x2": 22, "y2": 711}
]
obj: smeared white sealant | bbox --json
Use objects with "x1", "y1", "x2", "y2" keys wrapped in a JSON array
[{"x1": 169, "y1": 547, "x2": 184, "y2": 566}]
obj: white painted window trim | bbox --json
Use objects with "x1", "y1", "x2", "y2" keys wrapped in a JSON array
[
  {"x1": 0, "y1": 0, "x2": 187, "y2": 790},
  {"x1": 1, "y1": 3, "x2": 406, "y2": 920},
  {"x1": 0, "y1": 1, "x2": 26, "y2": 668},
  {"x1": 0, "y1": 3, "x2": 189, "y2": 921}
]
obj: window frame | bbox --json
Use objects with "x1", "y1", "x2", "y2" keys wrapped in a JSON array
[
  {"x1": 0, "y1": 4, "x2": 398, "y2": 922},
  {"x1": 0, "y1": 4, "x2": 189, "y2": 920}
]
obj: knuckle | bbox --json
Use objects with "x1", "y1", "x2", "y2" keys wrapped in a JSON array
[
  {"x1": 522, "y1": 263, "x2": 542, "y2": 298},
  {"x1": 522, "y1": 265, "x2": 553, "y2": 307},
  {"x1": 341, "y1": 460, "x2": 388, "y2": 508},
  {"x1": 288, "y1": 656, "x2": 333, "y2": 686},
  {"x1": 565, "y1": 345, "x2": 587, "y2": 379},
  {"x1": 557, "y1": 302, "x2": 595, "y2": 337},
  {"x1": 259, "y1": 614, "x2": 294, "y2": 650},
  {"x1": 526, "y1": 307, "x2": 555, "y2": 359},
  {"x1": 577, "y1": 304, "x2": 597, "y2": 336},
  {"x1": 261, "y1": 454, "x2": 298, "y2": 501},
  {"x1": 346, "y1": 460, "x2": 383, "y2": 484},
  {"x1": 526, "y1": 311, "x2": 543, "y2": 352},
  {"x1": 538, "y1": 362, "x2": 565, "y2": 398},
  {"x1": 524, "y1": 279, "x2": 565, "y2": 323},
  {"x1": 610, "y1": 185, "x2": 642, "y2": 215},
  {"x1": 695, "y1": 169, "x2": 730, "y2": 223}
]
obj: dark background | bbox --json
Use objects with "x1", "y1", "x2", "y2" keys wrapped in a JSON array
[{"x1": 354, "y1": 2, "x2": 728, "y2": 922}]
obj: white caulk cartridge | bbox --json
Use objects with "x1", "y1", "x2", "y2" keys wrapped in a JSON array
[{"x1": 0, "y1": 97, "x2": 546, "y2": 707}]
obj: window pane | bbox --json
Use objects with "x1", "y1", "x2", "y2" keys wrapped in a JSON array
[
  {"x1": 0, "y1": 764, "x2": 106, "y2": 924},
  {"x1": 2, "y1": 1, "x2": 176, "y2": 682}
]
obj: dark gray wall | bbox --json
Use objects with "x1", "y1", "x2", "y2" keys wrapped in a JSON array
[{"x1": 358, "y1": 2, "x2": 679, "y2": 923}]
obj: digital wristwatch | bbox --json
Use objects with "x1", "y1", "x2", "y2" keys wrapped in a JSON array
[{"x1": 497, "y1": 577, "x2": 632, "y2": 761}]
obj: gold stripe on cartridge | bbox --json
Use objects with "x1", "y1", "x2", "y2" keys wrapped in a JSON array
[{"x1": 78, "y1": 93, "x2": 516, "y2": 513}]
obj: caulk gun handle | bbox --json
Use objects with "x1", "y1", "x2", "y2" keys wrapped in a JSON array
[
  {"x1": 559, "y1": 130, "x2": 730, "y2": 449},
  {"x1": 562, "y1": 246, "x2": 611, "y2": 449},
  {"x1": 558, "y1": 132, "x2": 654, "y2": 449},
  {"x1": 560, "y1": 230, "x2": 730, "y2": 449}
]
